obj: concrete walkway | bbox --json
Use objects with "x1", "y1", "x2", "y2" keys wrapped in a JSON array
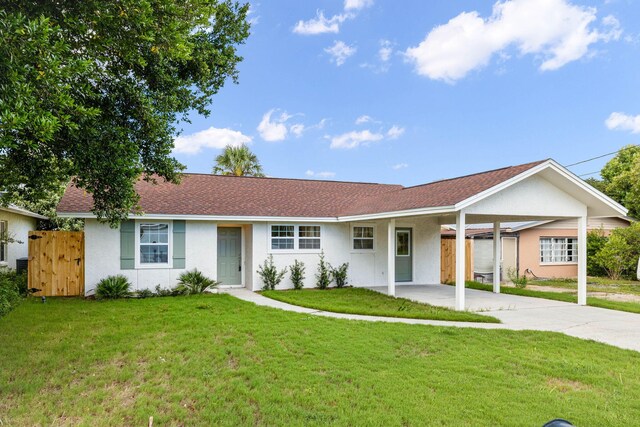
[{"x1": 222, "y1": 287, "x2": 640, "y2": 353}]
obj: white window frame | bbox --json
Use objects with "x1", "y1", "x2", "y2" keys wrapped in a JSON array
[
  {"x1": 268, "y1": 224, "x2": 323, "y2": 253},
  {"x1": 351, "y1": 224, "x2": 376, "y2": 252},
  {"x1": 0, "y1": 220, "x2": 7, "y2": 265},
  {"x1": 135, "y1": 221, "x2": 173, "y2": 269},
  {"x1": 539, "y1": 236, "x2": 578, "y2": 265}
]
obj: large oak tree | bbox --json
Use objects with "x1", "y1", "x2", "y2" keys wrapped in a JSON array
[{"x1": 0, "y1": 1, "x2": 250, "y2": 225}]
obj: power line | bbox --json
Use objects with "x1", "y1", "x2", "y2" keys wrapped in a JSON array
[
  {"x1": 563, "y1": 145, "x2": 638, "y2": 168},
  {"x1": 578, "y1": 171, "x2": 601, "y2": 178}
]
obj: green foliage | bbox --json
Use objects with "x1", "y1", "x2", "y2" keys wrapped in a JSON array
[
  {"x1": 0, "y1": 268, "x2": 25, "y2": 317},
  {"x1": 587, "y1": 228, "x2": 608, "y2": 277},
  {"x1": 598, "y1": 145, "x2": 640, "y2": 218},
  {"x1": 594, "y1": 234, "x2": 634, "y2": 280},
  {"x1": 331, "y1": 262, "x2": 349, "y2": 288},
  {"x1": 95, "y1": 275, "x2": 131, "y2": 299},
  {"x1": 0, "y1": 2, "x2": 250, "y2": 226},
  {"x1": 213, "y1": 144, "x2": 265, "y2": 177},
  {"x1": 506, "y1": 267, "x2": 528, "y2": 288},
  {"x1": 316, "y1": 251, "x2": 331, "y2": 289},
  {"x1": 176, "y1": 269, "x2": 219, "y2": 295},
  {"x1": 289, "y1": 260, "x2": 306, "y2": 290},
  {"x1": 136, "y1": 288, "x2": 155, "y2": 299},
  {"x1": 257, "y1": 255, "x2": 287, "y2": 291}
]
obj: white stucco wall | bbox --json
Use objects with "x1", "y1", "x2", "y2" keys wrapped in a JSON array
[
  {"x1": 0, "y1": 210, "x2": 37, "y2": 270},
  {"x1": 465, "y1": 175, "x2": 587, "y2": 218},
  {"x1": 85, "y1": 217, "x2": 443, "y2": 294},
  {"x1": 84, "y1": 219, "x2": 217, "y2": 295},
  {"x1": 249, "y1": 219, "x2": 441, "y2": 291}
]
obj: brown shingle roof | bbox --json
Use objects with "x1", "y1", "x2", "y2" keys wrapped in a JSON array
[
  {"x1": 57, "y1": 160, "x2": 547, "y2": 218},
  {"x1": 339, "y1": 160, "x2": 547, "y2": 216}
]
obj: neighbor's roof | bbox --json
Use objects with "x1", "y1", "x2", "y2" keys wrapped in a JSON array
[
  {"x1": 0, "y1": 204, "x2": 47, "y2": 220},
  {"x1": 57, "y1": 160, "x2": 549, "y2": 218}
]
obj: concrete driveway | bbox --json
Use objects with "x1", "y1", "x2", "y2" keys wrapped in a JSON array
[{"x1": 368, "y1": 284, "x2": 640, "y2": 352}]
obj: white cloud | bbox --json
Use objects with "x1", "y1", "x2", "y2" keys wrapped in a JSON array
[
  {"x1": 293, "y1": 11, "x2": 350, "y2": 35},
  {"x1": 379, "y1": 39, "x2": 393, "y2": 62},
  {"x1": 330, "y1": 130, "x2": 384, "y2": 149},
  {"x1": 386, "y1": 125, "x2": 405, "y2": 139},
  {"x1": 392, "y1": 163, "x2": 408, "y2": 170},
  {"x1": 173, "y1": 127, "x2": 251, "y2": 155},
  {"x1": 355, "y1": 115, "x2": 373, "y2": 125},
  {"x1": 290, "y1": 124, "x2": 305, "y2": 137},
  {"x1": 257, "y1": 109, "x2": 291, "y2": 142},
  {"x1": 405, "y1": 0, "x2": 622, "y2": 83},
  {"x1": 306, "y1": 170, "x2": 337, "y2": 178},
  {"x1": 325, "y1": 40, "x2": 357, "y2": 66},
  {"x1": 344, "y1": 0, "x2": 373, "y2": 11},
  {"x1": 605, "y1": 112, "x2": 640, "y2": 134}
]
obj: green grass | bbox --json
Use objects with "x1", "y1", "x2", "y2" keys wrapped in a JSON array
[
  {"x1": 1, "y1": 296, "x2": 639, "y2": 426},
  {"x1": 261, "y1": 287, "x2": 499, "y2": 323},
  {"x1": 463, "y1": 281, "x2": 640, "y2": 314},
  {"x1": 530, "y1": 277, "x2": 640, "y2": 295}
]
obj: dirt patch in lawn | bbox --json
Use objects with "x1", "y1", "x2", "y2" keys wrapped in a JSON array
[
  {"x1": 546, "y1": 377, "x2": 592, "y2": 393},
  {"x1": 588, "y1": 292, "x2": 640, "y2": 303}
]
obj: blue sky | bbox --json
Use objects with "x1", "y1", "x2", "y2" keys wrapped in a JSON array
[{"x1": 172, "y1": 0, "x2": 640, "y2": 186}]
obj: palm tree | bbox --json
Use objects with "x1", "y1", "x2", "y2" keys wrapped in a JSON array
[{"x1": 212, "y1": 144, "x2": 265, "y2": 177}]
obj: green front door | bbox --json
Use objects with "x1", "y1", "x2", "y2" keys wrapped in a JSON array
[
  {"x1": 217, "y1": 227, "x2": 242, "y2": 285},
  {"x1": 395, "y1": 228, "x2": 412, "y2": 282}
]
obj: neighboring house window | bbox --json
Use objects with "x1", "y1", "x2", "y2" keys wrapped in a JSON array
[
  {"x1": 353, "y1": 226, "x2": 374, "y2": 250},
  {"x1": 139, "y1": 223, "x2": 169, "y2": 264},
  {"x1": 270, "y1": 225, "x2": 321, "y2": 251},
  {"x1": 540, "y1": 237, "x2": 577, "y2": 263},
  {"x1": 0, "y1": 220, "x2": 7, "y2": 263}
]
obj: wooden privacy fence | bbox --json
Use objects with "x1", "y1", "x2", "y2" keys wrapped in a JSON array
[
  {"x1": 440, "y1": 238, "x2": 473, "y2": 284},
  {"x1": 28, "y1": 231, "x2": 84, "y2": 296}
]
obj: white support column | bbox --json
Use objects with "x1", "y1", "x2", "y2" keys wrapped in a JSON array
[
  {"x1": 387, "y1": 218, "x2": 396, "y2": 297},
  {"x1": 493, "y1": 222, "x2": 501, "y2": 294},
  {"x1": 577, "y1": 215, "x2": 587, "y2": 305},
  {"x1": 455, "y1": 211, "x2": 466, "y2": 311}
]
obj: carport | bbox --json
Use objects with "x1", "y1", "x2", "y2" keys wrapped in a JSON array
[{"x1": 340, "y1": 159, "x2": 628, "y2": 310}]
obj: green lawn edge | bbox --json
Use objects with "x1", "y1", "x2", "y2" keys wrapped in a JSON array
[
  {"x1": 461, "y1": 281, "x2": 640, "y2": 314},
  {"x1": 261, "y1": 287, "x2": 500, "y2": 323}
]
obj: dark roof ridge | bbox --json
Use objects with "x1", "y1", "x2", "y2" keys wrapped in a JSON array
[
  {"x1": 176, "y1": 172, "x2": 401, "y2": 187},
  {"x1": 401, "y1": 159, "x2": 549, "y2": 190}
]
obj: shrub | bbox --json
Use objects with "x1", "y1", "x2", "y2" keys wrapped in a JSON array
[
  {"x1": 96, "y1": 275, "x2": 131, "y2": 299},
  {"x1": 593, "y1": 234, "x2": 633, "y2": 280},
  {"x1": 0, "y1": 268, "x2": 24, "y2": 317},
  {"x1": 137, "y1": 288, "x2": 155, "y2": 298},
  {"x1": 257, "y1": 255, "x2": 287, "y2": 291},
  {"x1": 316, "y1": 251, "x2": 331, "y2": 289},
  {"x1": 176, "y1": 269, "x2": 219, "y2": 295},
  {"x1": 331, "y1": 263, "x2": 349, "y2": 288},
  {"x1": 587, "y1": 228, "x2": 608, "y2": 277},
  {"x1": 289, "y1": 260, "x2": 306, "y2": 290},
  {"x1": 506, "y1": 267, "x2": 527, "y2": 288}
]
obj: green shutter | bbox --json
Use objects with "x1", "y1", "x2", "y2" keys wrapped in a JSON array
[
  {"x1": 173, "y1": 220, "x2": 186, "y2": 269},
  {"x1": 120, "y1": 220, "x2": 135, "y2": 269}
]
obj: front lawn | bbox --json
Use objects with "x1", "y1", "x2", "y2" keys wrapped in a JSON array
[
  {"x1": 261, "y1": 287, "x2": 499, "y2": 323},
  {"x1": 463, "y1": 281, "x2": 640, "y2": 314},
  {"x1": 1, "y1": 296, "x2": 639, "y2": 426}
]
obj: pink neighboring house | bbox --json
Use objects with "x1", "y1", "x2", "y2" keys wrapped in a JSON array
[{"x1": 513, "y1": 217, "x2": 632, "y2": 279}]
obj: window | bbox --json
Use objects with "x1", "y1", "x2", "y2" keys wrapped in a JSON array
[
  {"x1": 270, "y1": 225, "x2": 322, "y2": 251},
  {"x1": 0, "y1": 221, "x2": 7, "y2": 263},
  {"x1": 139, "y1": 223, "x2": 169, "y2": 264},
  {"x1": 353, "y1": 226, "x2": 374, "y2": 250},
  {"x1": 396, "y1": 230, "x2": 411, "y2": 256},
  {"x1": 271, "y1": 225, "x2": 294, "y2": 250},
  {"x1": 299, "y1": 226, "x2": 321, "y2": 249},
  {"x1": 540, "y1": 237, "x2": 577, "y2": 263}
]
